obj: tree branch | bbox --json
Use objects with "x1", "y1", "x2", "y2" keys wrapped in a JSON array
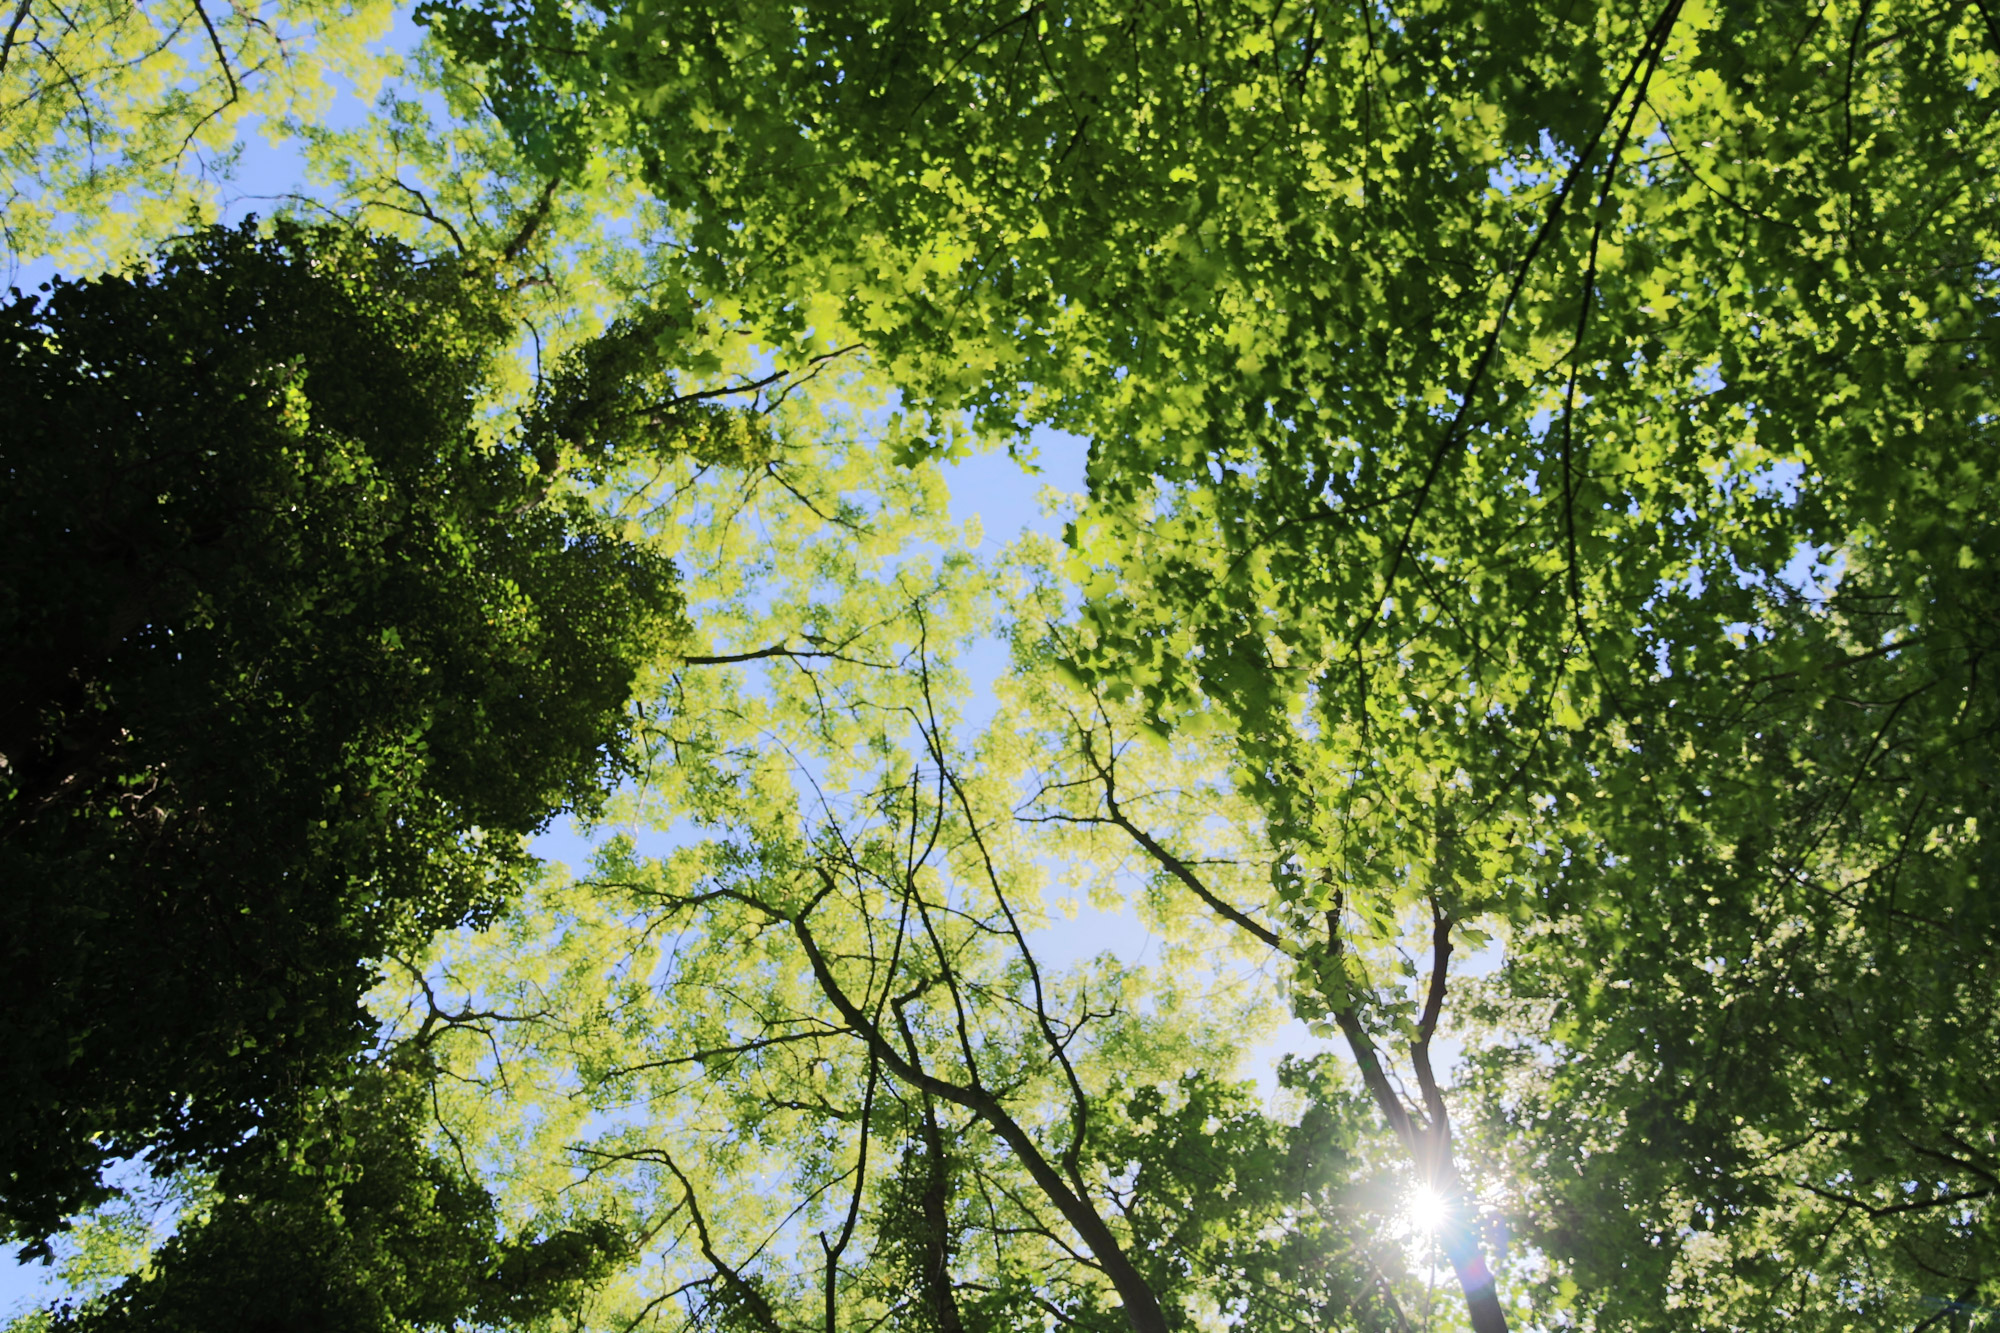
[
  {"x1": 914, "y1": 1085, "x2": 970, "y2": 1333},
  {"x1": 819, "y1": 1052, "x2": 880, "y2": 1333},
  {"x1": 1796, "y1": 1181, "x2": 1995, "y2": 1221},
  {"x1": 680, "y1": 639, "x2": 895, "y2": 670},
  {"x1": 599, "y1": 1026, "x2": 851, "y2": 1080},
  {"x1": 1078, "y1": 733, "x2": 1284, "y2": 950},
  {"x1": 1409, "y1": 901, "x2": 1455, "y2": 1154},
  {"x1": 657, "y1": 1151, "x2": 785, "y2": 1333},
  {"x1": 1363, "y1": 0, "x2": 1684, "y2": 661},
  {"x1": 920, "y1": 658, "x2": 1096, "y2": 1195},
  {"x1": 789, "y1": 886, "x2": 1171, "y2": 1333},
  {"x1": 499, "y1": 176, "x2": 562, "y2": 263},
  {"x1": 1555, "y1": 0, "x2": 1675, "y2": 658},
  {"x1": 0, "y1": 0, "x2": 32, "y2": 85},
  {"x1": 190, "y1": 0, "x2": 238, "y2": 104}
]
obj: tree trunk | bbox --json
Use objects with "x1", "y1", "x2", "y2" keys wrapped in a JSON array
[{"x1": 1440, "y1": 1222, "x2": 1508, "y2": 1333}]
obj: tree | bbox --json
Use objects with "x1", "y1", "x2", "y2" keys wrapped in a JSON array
[
  {"x1": 0, "y1": 219, "x2": 684, "y2": 1247},
  {"x1": 1459, "y1": 555, "x2": 2000, "y2": 1328},
  {"x1": 48, "y1": 1056, "x2": 631, "y2": 1333},
  {"x1": 422, "y1": 0, "x2": 2000, "y2": 1323}
]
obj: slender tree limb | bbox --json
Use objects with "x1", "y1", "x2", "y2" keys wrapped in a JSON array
[
  {"x1": 1796, "y1": 1181, "x2": 1995, "y2": 1221},
  {"x1": 599, "y1": 1025, "x2": 852, "y2": 1080},
  {"x1": 647, "y1": 344, "x2": 864, "y2": 416},
  {"x1": 820, "y1": 1052, "x2": 880, "y2": 1333},
  {"x1": 1909, "y1": 1285, "x2": 1982, "y2": 1333},
  {"x1": 0, "y1": 0, "x2": 32, "y2": 85},
  {"x1": 907, "y1": 876, "x2": 989, "y2": 1091},
  {"x1": 1409, "y1": 902, "x2": 1455, "y2": 1150},
  {"x1": 922, "y1": 669, "x2": 1096, "y2": 1195},
  {"x1": 390, "y1": 954, "x2": 547, "y2": 1048},
  {"x1": 378, "y1": 177, "x2": 470, "y2": 253},
  {"x1": 789, "y1": 890, "x2": 1172, "y2": 1333},
  {"x1": 657, "y1": 1151, "x2": 786, "y2": 1333},
  {"x1": 1557, "y1": 20, "x2": 1666, "y2": 652},
  {"x1": 680, "y1": 640, "x2": 896, "y2": 670},
  {"x1": 190, "y1": 0, "x2": 238, "y2": 103},
  {"x1": 1078, "y1": 733, "x2": 1284, "y2": 951},
  {"x1": 1364, "y1": 0, "x2": 1685, "y2": 658}
]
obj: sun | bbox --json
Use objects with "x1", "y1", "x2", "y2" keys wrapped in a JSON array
[{"x1": 1407, "y1": 1183, "x2": 1449, "y2": 1235}]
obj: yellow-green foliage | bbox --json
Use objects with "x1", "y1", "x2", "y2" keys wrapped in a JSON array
[{"x1": 0, "y1": 0, "x2": 395, "y2": 273}]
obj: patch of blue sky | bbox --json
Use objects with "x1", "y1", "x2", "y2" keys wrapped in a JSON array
[
  {"x1": 0, "y1": 1156, "x2": 201, "y2": 1318},
  {"x1": 940, "y1": 423, "x2": 1089, "y2": 710},
  {"x1": 0, "y1": 1248, "x2": 57, "y2": 1320}
]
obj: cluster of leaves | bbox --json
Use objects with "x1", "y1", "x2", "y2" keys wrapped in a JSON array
[
  {"x1": 0, "y1": 220, "x2": 682, "y2": 1245},
  {"x1": 0, "y1": 0, "x2": 399, "y2": 273},
  {"x1": 1463, "y1": 558, "x2": 2000, "y2": 1327},
  {"x1": 39, "y1": 1060, "x2": 629, "y2": 1333}
]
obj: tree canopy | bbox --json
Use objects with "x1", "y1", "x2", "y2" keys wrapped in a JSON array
[
  {"x1": 416, "y1": 0, "x2": 2000, "y2": 1325},
  {"x1": 0, "y1": 219, "x2": 682, "y2": 1245},
  {"x1": 4, "y1": 0, "x2": 1997, "y2": 1329}
]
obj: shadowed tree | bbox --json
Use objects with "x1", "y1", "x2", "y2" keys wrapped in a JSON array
[{"x1": 0, "y1": 220, "x2": 684, "y2": 1247}]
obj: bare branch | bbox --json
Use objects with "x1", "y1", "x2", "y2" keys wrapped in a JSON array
[
  {"x1": 1796, "y1": 1181, "x2": 1995, "y2": 1221},
  {"x1": 648, "y1": 344, "x2": 864, "y2": 416},
  {"x1": 819, "y1": 1052, "x2": 880, "y2": 1333},
  {"x1": 1077, "y1": 732, "x2": 1284, "y2": 950},
  {"x1": 680, "y1": 637, "x2": 895, "y2": 671},
  {"x1": 389, "y1": 953, "x2": 546, "y2": 1049},
  {"x1": 788, "y1": 889, "x2": 1172, "y2": 1333},
  {"x1": 1361, "y1": 0, "x2": 1684, "y2": 673},
  {"x1": 930, "y1": 702, "x2": 1095, "y2": 1192},
  {"x1": 1408, "y1": 900, "x2": 1455, "y2": 1150},
  {"x1": 190, "y1": 0, "x2": 238, "y2": 104},
  {"x1": 0, "y1": 0, "x2": 32, "y2": 85},
  {"x1": 381, "y1": 176, "x2": 469, "y2": 254},
  {"x1": 599, "y1": 1025, "x2": 852, "y2": 1080},
  {"x1": 655, "y1": 1151, "x2": 785, "y2": 1333}
]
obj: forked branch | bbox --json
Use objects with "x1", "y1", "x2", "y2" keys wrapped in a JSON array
[{"x1": 788, "y1": 881, "x2": 1172, "y2": 1333}]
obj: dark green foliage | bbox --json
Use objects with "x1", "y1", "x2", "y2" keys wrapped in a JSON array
[
  {"x1": 1086, "y1": 1063, "x2": 1413, "y2": 1333},
  {"x1": 0, "y1": 221, "x2": 683, "y2": 1247},
  {"x1": 51, "y1": 1060, "x2": 631, "y2": 1333},
  {"x1": 1467, "y1": 559, "x2": 2000, "y2": 1329}
]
